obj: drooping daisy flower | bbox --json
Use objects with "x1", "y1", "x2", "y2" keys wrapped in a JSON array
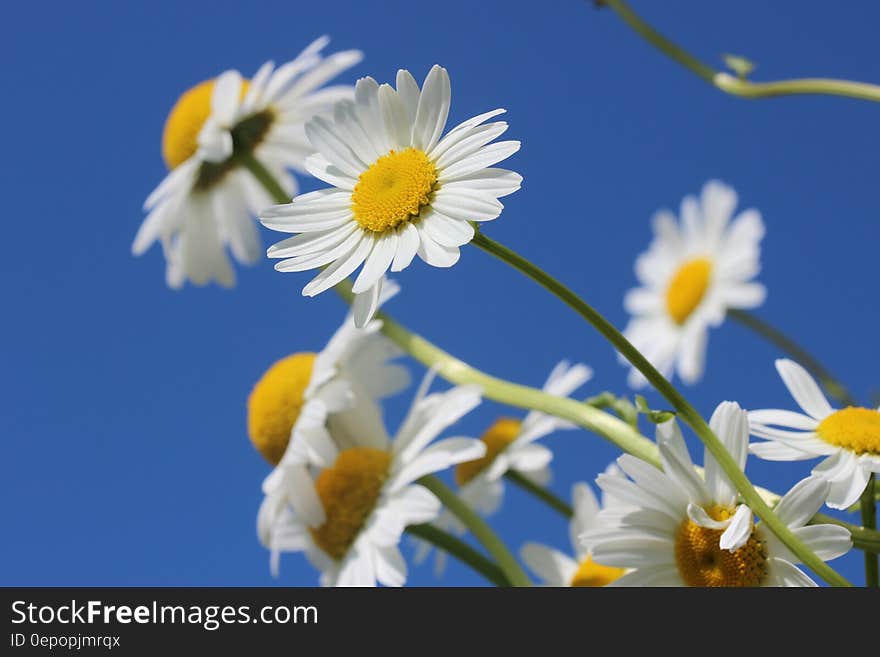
[
  {"x1": 133, "y1": 37, "x2": 363, "y2": 288},
  {"x1": 265, "y1": 372, "x2": 485, "y2": 586},
  {"x1": 520, "y1": 470, "x2": 626, "y2": 587},
  {"x1": 582, "y1": 402, "x2": 851, "y2": 586},
  {"x1": 252, "y1": 281, "x2": 409, "y2": 561},
  {"x1": 259, "y1": 64, "x2": 522, "y2": 327},
  {"x1": 622, "y1": 180, "x2": 766, "y2": 387},
  {"x1": 413, "y1": 361, "x2": 591, "y2": 574},
  {"x1": 748, "y1": 359, "x2": 880, "y2": 510}
]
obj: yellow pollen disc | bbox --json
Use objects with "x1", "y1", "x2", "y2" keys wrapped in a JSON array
[
  {"x1": 246, "y1": 353, "x2": 316, "y2": 466},
  {"x1": 816, "y1": 407, "x2": 880, "y2": 455},
  {"x1": 674, "y1": 511, "x2": 767, "y2": 587},
  {"x1": 310, "y1": 447, "x2": 392, "y2": 560},
  {"x1": 351, "y1": 148, "x2": 438, "y2": 233},
  {"x1": 665, "y1": 257, "x2": 713, "y2": 325},
  {"x1": 161, "y1": 78, "x2": 249, "y2": 170},
  {"x1": 455, "y1": 417, "x2": 522, "y2": 486},
  {"x1": 569, "y1": 556, "x2": 625, "y2": 587}
]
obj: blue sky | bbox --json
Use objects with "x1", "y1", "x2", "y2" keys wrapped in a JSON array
[{"x1": 2, "y1": 0, "x2": 878, "y2": 586}]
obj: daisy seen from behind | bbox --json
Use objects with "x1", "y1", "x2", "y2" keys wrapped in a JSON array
[
  {"x1": 133, "y1": 36, "x2": 362, "y2": 288},
  {"x1": 748, "y1": 358, "x2": 880, "y2": 509},
  {"x1": 520, "y1": 470, "x2": 626, "y2": 587},
  {"x1": 259, "y1": 64, "x2": 522, "y2": 326},
  {"x1": 582, "y1": 401, "x2": 851, "y2": 586},
  {"x1": 250, "y1": 281, "x2": 409, "y2": 563},
  {"x1": 264, "y1": 371, "x2": 486, "y2": 586},
  {"x1": 622, "y1": 180, "x2": 766, "y2": 387}
]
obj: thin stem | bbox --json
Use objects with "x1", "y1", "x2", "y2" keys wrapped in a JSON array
[
  {"x1": 861, "y1": 474, "x2": 879, "y2": 586},
  {"x1": 418, "y1": 476, "x2": 531, "y2": 587},
  {"x1": 505, "y1": 470, "x2": 573, "y2": 517},
  {"x1": 405, "y1": 524, "x2": 509, "y2": 586},
  {"x1": 471, "y1": 232, "x2": 852, "y2": 587},
  {"x1": 601, "y1": 0, "x2": 880, "y2": 103},
  {"x1": 236, "y1": 151, "x2": 291, "y2": 204},
  {"x1": 728, "y1": 309, "x2": 856, "y2": 407}
]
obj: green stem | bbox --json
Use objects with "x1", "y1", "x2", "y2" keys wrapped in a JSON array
[
  {"x1": 405, "y1": 524, "x2": 509, "y2": 586},
  {"x1": 727, "y1": 309, "x2": 856, "y2": 407},
  {"x1": 418, "y1": 476, "x2": 531, "y2": 587},
  {"x1": 505, "y1": 470, "x2": 573, "y2": 517},
  {"x1": 471, "y1": 232, "x2": 852, "y2": 587},
  {"x1": 601, "y1": 0, "x2": 880, "y2": 103},
  {"x1": 236, "y1": 150, "x2": 291, "y2": 204},
  {"x1": 861, "y1": 474, "x2": 879, "y2": 586}
]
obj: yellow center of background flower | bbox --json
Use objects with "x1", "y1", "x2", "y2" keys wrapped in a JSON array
[
  {"x1": 161, "y1": 78, "x2": 249, "y2": 170},
  {"x1": 455, "y1": 417, "x2": 522, "y2": 486},
  {"x1": 674, "y1": 508, "x2": 767, "y2": 587},
  {"x1": 665, "y1": 257, "x2": 713, "y2": 325},
  {"x1": 352, "y1": 148, "x2": 437, "y2": 232},
  {"x1": 816, "y1": 407, "x2": 880, "y2": 455},
  {"x1": 569, "y1": 556, "x2": 625, "y2": 587},
  {"x1": 309, "y1": 447, "x2": 392, "y2": 560},
  {"x1": 247, "y1": 352, "x2": 316, "y2": 466}
]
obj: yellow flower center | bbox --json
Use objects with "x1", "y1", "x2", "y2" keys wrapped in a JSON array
[
  {"x1": 674, "y1": 505, "x2": 767, "y2": 587},
  {"x1": 352, "y1": 148, "x2": 438, "y2": 233},
  {"x1": 455, "y1": 418, "x2": 522, "y2": 486},
  {"x1": 569, "y1": 556, "x2": 625, "y2": 587},
  {"x1": 309, "y1": 447, "x2": 392, "y2": 560},
  {"x1": 816, "y1": 407, "x2": 880, "y2": 455},
  {"x1": 665, "y1": 257, "x2": 713, "y2": 325},
  {"x1": 247, "y1": 353, "x2": 316, "y2": 466}
]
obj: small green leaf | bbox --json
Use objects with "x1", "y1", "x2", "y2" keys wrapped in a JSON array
[
  {"x1": 722, "y1": 53, "x2": 755, "y2": 79},
  {"x1": 635, "y1": 395, "x2": 675, "y2": 424}
]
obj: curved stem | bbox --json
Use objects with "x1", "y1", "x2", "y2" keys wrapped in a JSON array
[
  {"x1": 418, "y1": 476, "x2": 531, "y2": 586},
  {"x1": 405, "y1": 524, "x2": 509, "y2": 586},
  {"x1": 728, "y1": 309, "x2": 856, "y2": 407},
  {"x1": 471, "y1": 232, "x2": 852, "y2": 587},
  {"x1": 601, "y1": 0, "x2": 880, "y2": 103},
  {"x1": 861, "y1": 474, "x2": 879, "y2": 586},
  {"x1": 505, "y1": 470, "x2": 573, "y2": 517}
]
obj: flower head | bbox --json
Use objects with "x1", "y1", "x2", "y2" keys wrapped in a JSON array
[
  {"x1": 259, "y1": 64, "x2": 522, "y2": 327},
  {"x1": 622, "y1": 180, "x2": 765, "y2": 387},
  {"x1": 264, "y1": 371, "x2": 485, "y2": 586},
  {"x1": 749, "y1": 358, "x2": 880, "y2": 509},
  {"x1": 582, "y1": 402, "x2": 851, "y2": 586},
  {"x1": 133, "y1": 37, "x2": 362, "y2": 288}
]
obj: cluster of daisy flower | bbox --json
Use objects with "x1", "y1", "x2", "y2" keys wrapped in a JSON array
[{"x1": 132, "y1": 35, "x2": 878, "y2": 587}]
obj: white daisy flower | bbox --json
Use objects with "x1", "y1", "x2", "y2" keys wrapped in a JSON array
[
  {"x1": 265, "y1": 372, "x2": 486, "y2": 586},
  {"x1": 252, "y1": 280, "x2": 409, "y2": 559},
  {"x1": 133, "y1": 36, "x2": 363, "y2": 288},
  {"x1": 582, "y1": 402, "x2": 851, "y2": 586},
  {"x1": 622, "y1": 180, "x2": 766, "y2": 387},
  {"x1": 414, "y1": 361, "x2": 591, "y2": 574},
  {"x1": 520, "y1": 470, "x2": 627, "y2": 587},
  {"x1": 748, "y1": 358, "x2": 880, "y2": 510},
  {"x1": 259, "y1": 64, "x2": 522, "y2": 327}
]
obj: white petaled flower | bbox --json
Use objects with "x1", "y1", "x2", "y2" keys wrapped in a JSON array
[
  {"x1": 622, "y1": 180, "x2": 766, "y2": 387},
  {"x1": 265, "y1": 372, "x2": 485, "y2": 586},
  {"x1": 259, "y1": 64, "x2": 522, "y2": 327},
  {"x1": 748, "y1": 358, "x2": 880, "y2": 509},
  {"x1": 413, "y1": 361, "x2": 591, "y2": 575},
  {"x1": 133, "y1": 36, "x2": 363, "y2": 288},
  {"x1": 582, "y1": 402, "x2": 851, "y2": 586},
  {"x1": 250, "y1": 281, "x2": 409, "y2": 564},
  {"x1": 520, "y1": 470, "x2": 627, "y2": 587}
]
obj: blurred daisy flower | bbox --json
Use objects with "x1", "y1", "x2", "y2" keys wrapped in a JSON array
[
  {"x1": 414, "y1": 361, "x2": 591, "y2": 575},
  {"x1": 251, "y1": 280, "x2": 409, "y2": 560},
  {"x1": 259, "y1": 64, "x2": 522, "y2": 327},
  {"x1": 582, "y1": 402, "x2": 851, "y2": 586},
  {"x1": 749, "y1": 359, "x2": 880, "y2": 509},
  {"x1": 133, "y1": 36, "x2": 362, "y2": 288},
  {"x1": 520, "y1": 471, "x2": 626, "y2": 587},
  {"x1": 622, "y1": 180, "x2": 765, "y2": 387},
  {"x1": 265, "y1": 373, "x2": 485, "y2": 586}
]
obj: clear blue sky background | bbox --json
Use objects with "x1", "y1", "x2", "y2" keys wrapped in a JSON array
[{"x1": 2, "y1": 1, "x2": 878, "y2": 586}]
